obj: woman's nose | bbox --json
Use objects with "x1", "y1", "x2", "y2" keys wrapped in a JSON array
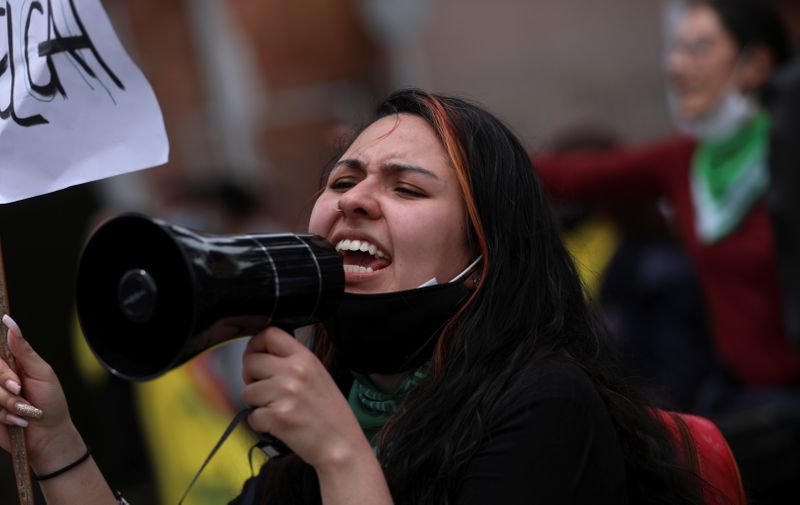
[{"x1": 337, "y1": 182, "x2": 381, "y2": 219}]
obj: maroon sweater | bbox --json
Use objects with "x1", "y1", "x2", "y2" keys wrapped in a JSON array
[{"x1": 533, "y1": 136, "x2": 800, "y2": 386}]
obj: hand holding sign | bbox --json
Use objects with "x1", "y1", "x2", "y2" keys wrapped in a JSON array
[{"x1": 0, "y1": 1, "x2": 168, "y2": 503}]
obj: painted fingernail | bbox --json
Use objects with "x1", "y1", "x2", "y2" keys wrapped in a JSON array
[
  {"x1": 4, "y1": 380, "x2": 21, "y2": 395},
  {"x1": 6, "y1": 413, "x2": 29, "y2": 427},
  {"x1": 15, "y1": 402, "x2": 43, "y2": 419},
  {"x1": 2, "y1": 314, "x2": 20, "y2": 335}
]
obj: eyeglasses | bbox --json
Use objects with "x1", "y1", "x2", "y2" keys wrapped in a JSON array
[{"x1": 667, "y1": 37, "x2": 717, "y2": 59}]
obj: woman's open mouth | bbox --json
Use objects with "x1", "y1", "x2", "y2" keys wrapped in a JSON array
[{"x1": 335, "y1": 239, "x2": 391, "y2": 274}]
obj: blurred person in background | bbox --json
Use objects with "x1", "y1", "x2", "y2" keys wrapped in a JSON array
[
  {"x1": 546, "y1": 126, "x2": 713, "y2": 413},
  {"x1": 533, "y1": 0, "x2": 799, "y2": 501},
  {"x1": 535, "y1": 0, "x2": 796, "y2": 389}
]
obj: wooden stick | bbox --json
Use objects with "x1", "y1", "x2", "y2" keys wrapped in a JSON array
[{"x1": 0, "y1": 241, "x2": 36, "y2": 505}]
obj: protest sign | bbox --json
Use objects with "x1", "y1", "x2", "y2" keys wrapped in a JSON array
[{"x1": 0, "y1": 0, "x2": 169, "y2": 203}]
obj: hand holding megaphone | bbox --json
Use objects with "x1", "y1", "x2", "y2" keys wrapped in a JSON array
[{"x1": 76, "y1": 213, "x2": 345, "y2": 458}]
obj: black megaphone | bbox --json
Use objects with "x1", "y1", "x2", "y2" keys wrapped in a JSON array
[{"x1": 75, "y1": 213, "x2": 344, "y2": 381}]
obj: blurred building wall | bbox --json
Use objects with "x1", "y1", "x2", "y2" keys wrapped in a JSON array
[
  {"x1": 101, "y1": 0, "x2": 674, "y2": 228},
  {"x1": 101, "y1": 0, "x2": 382, "y2": 230},
  {"x1": 424, "y1": 0, "x2": 673, "y2": 147}
]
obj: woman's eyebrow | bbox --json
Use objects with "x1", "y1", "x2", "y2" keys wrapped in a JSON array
[
  {"x1": 382, "y1": 162, "x2": 440, "y2": 180},
  {"x1": 328, "y1": 159, "x2": 365, "y2": 180},
  {"x1": 333, "y1": 159, "x2": 440, "y2": 181},
  {"x1": 333, "y1": 158, "x2": 365, "y2": 172}
]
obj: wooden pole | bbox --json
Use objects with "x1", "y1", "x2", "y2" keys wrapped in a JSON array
[{"x1": 0, "y1": 241, "x2": 35, "y2": 505}]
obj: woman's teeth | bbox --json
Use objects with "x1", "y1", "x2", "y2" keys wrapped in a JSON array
[
  {"x1": 343, "y1": 264, "x2": 373, "y2": 273},
  {"x1": 335, "y1": 239, "x2": 387, "y2": 258}
]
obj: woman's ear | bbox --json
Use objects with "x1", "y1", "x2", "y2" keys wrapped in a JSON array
[{"x1": 737, "y1": 44, "x2": 776, "y2": 92}]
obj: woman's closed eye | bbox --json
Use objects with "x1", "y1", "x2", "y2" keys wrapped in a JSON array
[
  {"x1": 328, "y1": 177, "x2": 358, "y2": 192},
  {"x1": 395, "y1": 184, "x2": 426, "y2": 198}
]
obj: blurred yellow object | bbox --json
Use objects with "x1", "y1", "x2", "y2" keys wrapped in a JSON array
[
  {"x1": 135, "y1": 360, "x2": 265, "y2": 505},
  {"x1": 562, "y1": 217, "x2": 620, "y2": 301},
  {"x1": 72, "y1": 316, "x2": 265, "y2": 505},
  {"x1": 72, "y1": 315, "x2": 108, "y2": 387}
]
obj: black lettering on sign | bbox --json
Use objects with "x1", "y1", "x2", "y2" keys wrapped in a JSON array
[
  {"x1": 1, "y1": 0, "x2": 126, "y2": 128},
  {"x1": 0, "y1": 3, "x2": 47, "y2": 126}
]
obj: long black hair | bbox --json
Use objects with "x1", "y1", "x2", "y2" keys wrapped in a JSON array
[{"x1": 312, "y1": 89, "x2": 705, "y2": 504}]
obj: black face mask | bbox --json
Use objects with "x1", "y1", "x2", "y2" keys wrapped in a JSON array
[{"x1": 322, "y1": 258, "x2": 481, "y2": 375}]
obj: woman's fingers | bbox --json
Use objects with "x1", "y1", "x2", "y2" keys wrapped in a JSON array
[
  {"x1": 246, "y1": 406, "x2": 275, "y2": 436},
  {"x1": 0, "y1": 362, "x2": 22, "y2": 401},
  {"x1": 241, "y1": 331, "x2": 313, "y2": 434},
  {"x1": 242, "y1": 351, "x2": 282, "y2": 384},
  {"x1": 0, "y1": 315, "x2": 81, "y2": 475},
  {"x1": 245, "y1": 326, "x2": 304, "y2": 358},
  {"x1": 241, "y1": 379, "x2": 294, "y2": 435},
  {"x1": 0, "y1": 314, "x2": 70, "y2": 439},
  {"x1": 3, "y1": 377, "x2": 20, "y2": 395},
  {"x1": 0, "y1": 385, "x2": 43, "y2": 419},
  {"x1": 0, "y1": 368, "x2": 44, "y2": 421},
  {"x1": 1, "y1": 315, "x2": 46, "y2": 418},
  {"x1": 0, "y1": 407, "x2": 30, "y2": 428},
  {"x1": 241, "y1": 324, "x2": 362, "y2": 464},
  {"x1": 2, "y1": 314, "x2": 22, "y2": 340},
  {"x1": 242, "y1": 362, "x2": 307, "y2": 408},
  {"x1": 245, "y1": 397, "x2": 302, "y2": 437},
  {"x1": 13, "y1": 401, "x2": 43, "y2": 419},
  {"x1": 0, "y1": 319, "x2": 23, "y2": 391},
  {"x1": 242, "y1": 326, "x2": 314, "y2": 384},
  {"x1": 0, "y1": 316, "x2": 42, "y2": 421},
  {"x1": 3, "y1": 315, "x2": 53, "y2": 381},
  {"x1": 241, "y1": 378, "x2": 279, "y2": 408}
]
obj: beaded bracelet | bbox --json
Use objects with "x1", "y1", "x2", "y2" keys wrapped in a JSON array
[{"x1": 32, "y1": 446, "x2": 91, "y2": 481}]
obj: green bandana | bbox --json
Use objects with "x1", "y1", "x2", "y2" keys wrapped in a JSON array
[
  {"x1": 690, "y1": 110, "x2": 770, "y2": 244},
  {"x1": 348, "y1": 368, "x2": 427, "y2": 449}
]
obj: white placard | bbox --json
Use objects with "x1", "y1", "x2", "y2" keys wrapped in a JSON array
[{"x1": 0, "y1": 0, "x2": 169, "y2": 203}]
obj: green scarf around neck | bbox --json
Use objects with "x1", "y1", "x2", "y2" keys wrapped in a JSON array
[
  {"x1": 348, "y1": 368, "x2": 427, "y2": 450},
  {"x1": 690, "y1": 110, "x2": 770, "y2": 244}
]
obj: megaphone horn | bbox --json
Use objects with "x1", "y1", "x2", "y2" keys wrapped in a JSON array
[{"x1": 76, "y1": 213, "x2": 344, "y2": 381}]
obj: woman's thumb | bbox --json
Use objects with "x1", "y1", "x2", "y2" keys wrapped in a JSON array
[{"x1": 2, "y1": 314, "x2": 51, "y2": 379}]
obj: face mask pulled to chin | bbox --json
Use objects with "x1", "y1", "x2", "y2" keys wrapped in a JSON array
[
  {"x1": 668, "y1": 87, "x2": 758, "y2": 141},
  {"x1": 322, "y1": 257, "x2": 481, "y2": 375}
]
